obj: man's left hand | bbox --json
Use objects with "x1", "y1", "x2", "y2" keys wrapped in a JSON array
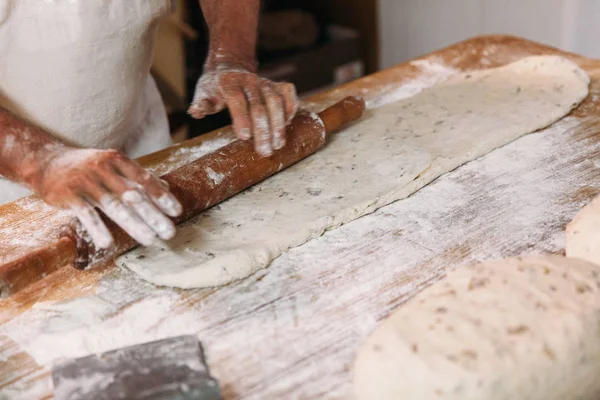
[{"x1": 188, "y1": 65, "x2": 299, "y2": 157}]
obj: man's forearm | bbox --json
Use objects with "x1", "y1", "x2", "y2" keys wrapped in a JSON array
[
  {"x1": 200, "y1": 0, "x2": 260, "y2": 72},
  {"x1": 0, "y1": 107, "x2": 65, "y2": 188},
  {"x1": 191, "y1": 0, "x2": 299, "y2": 157}
]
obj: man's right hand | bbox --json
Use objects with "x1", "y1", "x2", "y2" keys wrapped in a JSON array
[
  {"x1": 0, "y1": 108, "x2": 181, "y2": 250},
  {"x1": 30, "y1": 147, "x2": 182, "y2": 249}
]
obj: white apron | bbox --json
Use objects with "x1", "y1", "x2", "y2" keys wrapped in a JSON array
[{"x1": 0, "y1": 0, "x2": 173, "y2": 203}]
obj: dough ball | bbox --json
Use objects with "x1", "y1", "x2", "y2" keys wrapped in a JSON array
[
  {"x1": 566, "y1": 195, "x2": 600, "y2": 265},
  {"x1": 354, "y1": 256, "x2": 600, "y2": 400}
]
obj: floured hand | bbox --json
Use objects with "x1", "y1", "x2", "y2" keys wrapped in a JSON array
[
  {"x1": 188, "y1": 64, "x2": 299, "y2": 157},
  {"x1": 30, "y1": 148, "x2": 182, "y2": 249}
]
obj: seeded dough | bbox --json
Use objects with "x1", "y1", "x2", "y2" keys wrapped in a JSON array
[
  {"x1": 118, "y1": 55, "x2": 589, "y2": 288},
  {"x1": 354, "y1": 256, "x2": 600, "y2": 400},
  {"x1": 566, "y1": 195, "x2": 600, "y2": 265}
]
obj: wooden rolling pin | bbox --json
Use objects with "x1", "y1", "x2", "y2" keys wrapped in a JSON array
[{"x1": 0, "y1": 96, "x2": 366, "y2": 298}]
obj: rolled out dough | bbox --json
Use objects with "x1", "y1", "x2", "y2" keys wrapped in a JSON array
[
  {"x1": 353, "y1": 256, "x2": 600, "y2": 400},
  {"x1": 118, "y1": 55, "x2": 590, "y2": 288},
  {"x1": 566, "y1": 195, "x2": 600, "y2": 265}
]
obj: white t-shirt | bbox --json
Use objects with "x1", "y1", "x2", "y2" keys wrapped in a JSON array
[{"x1": 0, "y1": 0, "x2": 173, "y2": 203}]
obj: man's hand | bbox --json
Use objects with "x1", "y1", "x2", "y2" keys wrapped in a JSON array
[
  {"x1": 0, "y1": 108, "x2": 182, "y2": 251},
  {"x1": 195, "y1": 0, "x2": 299, "y2": 157},
  {"x1": 188, "y1": 65, "x2": 299, "y2": 157},
  {"x1": 30, "y1": 148, "x2": 182, "y2": 249}
]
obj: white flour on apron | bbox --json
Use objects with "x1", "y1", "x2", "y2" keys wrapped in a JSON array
[{"x1": 0, "y1": 0, "x2": 173, "y2": 203}]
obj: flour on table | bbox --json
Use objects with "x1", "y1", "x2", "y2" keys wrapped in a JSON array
[
  {"x1": 566, "y1": 195, "x2": 600, "y2": 265},
  {"x1": 366, "y1": 58, "x2": 459, "y2": 108},
  {"x1": 117, "y1": 55, "x2": 590, "y2": 288}
]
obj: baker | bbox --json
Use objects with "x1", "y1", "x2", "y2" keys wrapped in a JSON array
[{"x1": 0, "y1": 0, "x2": 298, "y2": 250}]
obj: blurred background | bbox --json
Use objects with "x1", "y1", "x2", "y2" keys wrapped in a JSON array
[{"x1": 154, "y1": 0, "x2": 600, "y2": 142}]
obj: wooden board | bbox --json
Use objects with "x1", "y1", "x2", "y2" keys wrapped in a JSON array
[{"x1": 2, "y1": 35, "x2": 600, "y2": 399}]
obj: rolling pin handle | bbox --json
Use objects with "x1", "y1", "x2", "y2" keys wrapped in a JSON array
[
  {"x1": 318, "y1": 96, "x2": 367, "y2": 134},
  {"x1": 0, "y1": 235, "x2": 79, "y2": 298}
]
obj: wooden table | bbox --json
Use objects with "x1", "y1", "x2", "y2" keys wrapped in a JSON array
[{"x1": 2, "y1": 35, "x2": 600, "y2": 399}]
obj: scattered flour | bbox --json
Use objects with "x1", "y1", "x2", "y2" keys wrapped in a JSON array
[
  {"x1": 149, "y1": 135, "x2": 235, "y2": 176},
  {"x1": 300, "y1": 57, "x2": 459, "y2": 113},
  {"x1": 0, "y1": 197, "x2": 73, "y2": 264},
  {"x1": 366, "y1": 58, "x2": 459, "y2": 108},
  {"x1": 1, "y1": 285, "x2": 186, "y2": 365},
  {"x1": 205, "y1": 167, "x2": 225, "y2": 186},
  {"x1": 53, "y1": 371, "x2": 116, "y2": 400}
]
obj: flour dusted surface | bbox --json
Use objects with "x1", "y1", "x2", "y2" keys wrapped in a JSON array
[
  {"x1": 117, "y1": 55, "x2": 590, "y2": 288},
  {"x1": 3, "y1": 85, "x2": 598, "y2": 399}
]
